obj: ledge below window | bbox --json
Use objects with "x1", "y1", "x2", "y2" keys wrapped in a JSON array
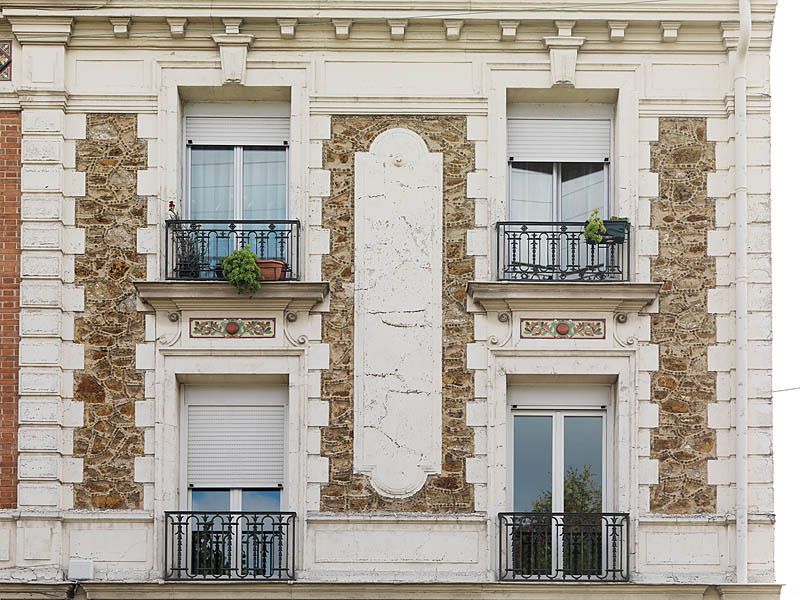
[
  {"x1": 467, "y1": 281, "x2": 662, "y2": 314},
  {"x1": 135, "y1": 281, "x2": 329, "y2": 312}
]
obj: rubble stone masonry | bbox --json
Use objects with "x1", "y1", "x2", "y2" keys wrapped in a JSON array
[
  {"x1": 73, "y1": 114, "x2": 147, "y2": 509},
  {"x1": 649, "y1": 117, "x2": 717, "y2": 514},
  {"x1": 0, "y1": 111, "x2": 20, "y2": 509},
  {"x1": 320, "y1": 116, "x2": 475, "y2": 512}
]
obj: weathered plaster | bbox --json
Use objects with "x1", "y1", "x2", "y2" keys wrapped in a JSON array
[{"x1": 320, "y1": 115, "x2": 475, "y2": 512}]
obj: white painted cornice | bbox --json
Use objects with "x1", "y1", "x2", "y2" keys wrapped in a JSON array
[
  {"x1": 135, "y1": 281, "x2": 329, "y2": 312},
  {"x1": 467, "y1": 282, "x2": 662, "y2": 314}
]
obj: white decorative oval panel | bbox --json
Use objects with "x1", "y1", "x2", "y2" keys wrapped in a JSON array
[{"x1": 353, "y1": 128, "x2": 443, "y2": 498}]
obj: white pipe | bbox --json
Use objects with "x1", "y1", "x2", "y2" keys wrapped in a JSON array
[{"x1": 734, "y1": 0, "x2": 752, "y2": 584}]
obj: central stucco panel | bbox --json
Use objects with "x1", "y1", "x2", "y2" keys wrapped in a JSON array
[
  {"x1": 353, "y1": 128, "x2": 444, "y2": 498},
  {"x1": 320, "y1": 115, "x2": 475, "y2": 512}
]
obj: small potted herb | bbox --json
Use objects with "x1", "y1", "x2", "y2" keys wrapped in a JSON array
[
  {"x1": 221, "y1": 245, "x2": 262, "y2": 295},
  {"x1": 603, "y1": 216, "x2": 629, "y2": 243},
  {"x1": 583, "y1": 209, "x2": 607, "y2": 244}
]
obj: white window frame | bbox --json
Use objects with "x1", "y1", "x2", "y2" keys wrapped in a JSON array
[
  {"x1": 506, "y1": 161, "x2": 611, "y2": 222},
  {"x1": 185, "y1": 144, "x2": 290, "y2": 221},
  {"x1": 506, "y1": 384, "x2": 614, "y2": 514}
]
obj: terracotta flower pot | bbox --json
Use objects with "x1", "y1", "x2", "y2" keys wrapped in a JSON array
[{"x1": 257, "y1": 259, "x2": 287, "y2": 281}]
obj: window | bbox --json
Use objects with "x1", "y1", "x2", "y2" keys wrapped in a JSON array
[
  {"x1": 509, "y1": 162, "x2": 608, "y2": 223},
  {"x1": 180, "y1": 107, "x2": 292, "y2": 275},
  {"x1": 507, "y1": 118, "x2": 612, "y2": 222},
  {"x1": 505, "y1": 385, "x2": 616, "y2": 579},
  {"x1": 179, "y1": 385, "x2": 289, "y2": 579}
]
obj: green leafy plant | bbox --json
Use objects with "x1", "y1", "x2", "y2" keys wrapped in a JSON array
[
  {"x1": 608, "y1": 215, "x2": 629, "y2": 222},
  {"x1": 221, "y1": 245, "x2": 261, "y2": 295},
  {"x1": 583, "y1": 209, "x2": 607, "y2": 244}
]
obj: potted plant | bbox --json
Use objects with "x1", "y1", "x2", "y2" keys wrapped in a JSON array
[
  {"x1": 603, "y1": 216, "x2": 629, "y2": 243},
  {"x1": 583, "y1": 209, "x2": 607, "y2": 244},
  {"x1": 221, "y1": 245, "x2": 261, "y2": 295},
  {"x1": 256, "y1": 258, "x2": 287, "y2": 282}
]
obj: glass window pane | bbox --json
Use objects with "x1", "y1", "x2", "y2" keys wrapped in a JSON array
[
  {"x1": 191, "y1": 489, "x2": 231, "y2": 513},
  {"x1": 243, "y1": 147, "x2": 287, "y2": 221},
  {"x1": 509, "y1": 163, "x2": 553, "y2": 222},
  {"x1": 560, "y1": 163, "x2": 605, "y2": 222},
  {"x1": 513, "y1": 415, "x2": 553, "y2": 512},
  {"x1": 242, "y1": 489, "x2": 281, "y2": 512},
  {"x1": 563, "y1": 416, "x2": 603, "y2": 513},
  {"x1": 190, "y1": 148, "x2": 235, "y2": 220}
]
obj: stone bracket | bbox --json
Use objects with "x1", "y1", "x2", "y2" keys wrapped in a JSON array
[{"x1": 543, "y1": 35, "x2": 586, "y2": 87}]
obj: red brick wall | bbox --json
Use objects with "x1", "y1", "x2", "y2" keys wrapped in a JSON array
[{"x1": 0, "y1": 111, "x2": 20, "y2": 509}]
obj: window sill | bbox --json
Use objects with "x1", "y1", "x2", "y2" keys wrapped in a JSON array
[
  {"x1": 135, "y1": 280, "x2": 329, "y2": 313},
  {"x1": 467, "y1": 281, "x2": 662, "y2": 314}
]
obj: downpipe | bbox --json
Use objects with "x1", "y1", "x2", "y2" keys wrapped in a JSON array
[{"x1": 734, "y1": 0, "x2": 752, "y2": 584}]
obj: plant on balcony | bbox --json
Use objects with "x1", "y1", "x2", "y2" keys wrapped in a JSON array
[
  {"x1": 604, "y1": 216, "x2": 629, "y2": 243},
  {"x1": 256, "y1": 259, "x2": 287, "y2": 281},
  {"x1": 221, "y1": 245, "x2": 261, "y2": 295},
  {"x1": 583, "y1": 209, "x2": 607, "y2": 244}
]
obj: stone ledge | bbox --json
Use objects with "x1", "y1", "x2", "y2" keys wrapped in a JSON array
[
  {"x1": 135, "y1": 281, "x2": 330, "y2": 312},
  {"x1": 75, "y1": 582, "x2": 782, "y2": 600},
  {"x1": 0, "y1": 583, "x2": 74, "y2": 600},
  {"x1": 467, "y1": 282, "x2": 662, "y2": 313}
]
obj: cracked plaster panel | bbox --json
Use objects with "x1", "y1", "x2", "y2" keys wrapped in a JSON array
[
  {"x1": 354, "y1": 128, "x2": 443, "y2": 498},
  {"x1": 320, "y1": 116, "x2": 475, "y2": 512}
]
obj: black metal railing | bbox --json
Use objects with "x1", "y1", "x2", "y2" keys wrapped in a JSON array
[
  {"x1": 165, "y1": 220, "x2": 300, "y2": 281},
  {"x1": 498, "y1": 513, "x2": 629, "y2": 582},
  {"x1": 164, "y1": 512, "x2": 296, "y2": 580},
  {"x1": 496, "y1": 221, "x2": 630, "y2": 282}
]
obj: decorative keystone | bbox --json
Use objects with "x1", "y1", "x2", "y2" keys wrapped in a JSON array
[
  {"x1": 543, "y1": 22, "x2": 586, "y2": 87},
  {"x1": 212, "y1": 20, "x2": 254, "y2": 85}
]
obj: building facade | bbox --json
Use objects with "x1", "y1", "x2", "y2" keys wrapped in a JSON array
[{"x1": 0, "y1": 1, "x2": 781, "y2": 598}]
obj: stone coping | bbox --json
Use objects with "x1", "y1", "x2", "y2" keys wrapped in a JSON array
[
  {"x1": 69, "y1": 582, "x2": 782, "y2": 600},
  {"x1": 467, "y1": 281, "x2": 662, "y2": 314},
  {"x1": 135, "y1": 281, "x2": 330, "y2": 312}
]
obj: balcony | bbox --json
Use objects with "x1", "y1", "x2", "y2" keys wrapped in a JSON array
[
  {"x1": 496, "y1": 221, "x2": 630, "y2": 283},
  {"x1": 498, "y1": 512, "x2": 629, "y2": 582},
  {"x1": 164, "y1": 511, "x2": 297, "y2": 581},
  {"x1": 165, "y1": 220, "x2": 301, "y2": 282}
]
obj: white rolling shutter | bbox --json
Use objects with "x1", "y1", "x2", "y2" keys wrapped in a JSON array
[
  {"x1": 508, "y1": 119, "x2": 611, "y2": 163},
  {"x1": 185, "y1": 116, "x2": 290, "y2": 146},
  {"x1": 187, "y1": 403, "x2": 285, "y2": 488}
]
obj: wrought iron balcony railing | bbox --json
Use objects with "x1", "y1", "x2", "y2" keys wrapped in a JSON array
[
  {"x1": 498, "y1": 512, "x2": 630, "y2": 582},
  {"x1": 496, "y1": 221, "x2": 630, "y2": 282},
  {"x1": 164, "y1": 511, "x2": 296, "y2": 581},
  {"x1": 165, "y1": 220, "x2": 300, "y2": 281}
]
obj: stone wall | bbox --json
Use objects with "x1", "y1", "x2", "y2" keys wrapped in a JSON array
[
  {"x1": 320, "y1": 116, "x2": 475, "y2": 512},
  {"x1": 649, "y1": 117, "x2": 717, "y2": 514},
  {"x1": 0, "y1": 111, "x2": 20, "y2": 509},
  {"x1": 73, "y1": 114, "x2": 147, "y2": 509}
]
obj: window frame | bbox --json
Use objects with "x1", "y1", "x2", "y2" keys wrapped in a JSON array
[
  {"x1": 506, "y1": 160, "x2": 611, "y2": 222},
  {"x1": 185, "y1": 143, "x2": 290, "y2": 222},
  {"x1": 506, "y1": 385, "x2": 615, "y2": 514}
]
